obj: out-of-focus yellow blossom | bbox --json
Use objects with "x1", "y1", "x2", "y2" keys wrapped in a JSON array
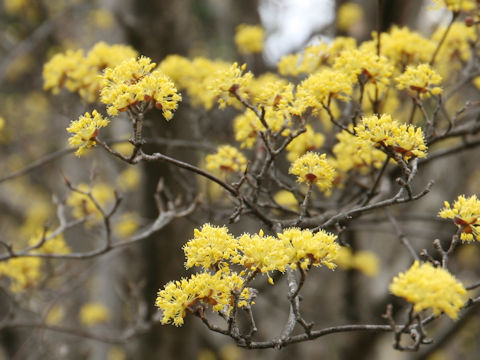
[
  {"x1": 43, "y1": 43, "x2": 137, "y2": 102},
  {"x1": 286, "y1": 125, "x2": 325, "y2": 162},
  {"x1": 219, "y1": 344, "x2": 242, "y2": 360},
  {"x1": 156, "y1": 269, "x2": 250, "y2": 326},
  {"x1": 45, "y1": 305, "x2": 65, "y2": 325},
  {"x1": 233, "y1": 109, "x2": 262, "y2": 148},
  {"x1": 431, "y1": 23, "x2": 475, "y2": 78},
  {"x1": 114, "y1": 212, "x2": 139, "y2": 238},
  {"x1": 234, "y1": 230, "x2": 290, "y2": 283},
  {"x1": 277, "y1": 37, "x2": 357, "y2": 76},
  {"x1": 377, "y1": 27, "x2": 436, "y2": 70},
  {"x1": 390, "y1": 261, "x2": 466, "y2": 319},
  {"x1": 79, "y1": 302, "x2": 110, "y2": 326},
  {"x1": 277, "y1": 228, "x2": 339, "y2": 270},
  {"x1": 205, "y1": 145, "x2": 247, "y2": 174},
  {"x1": 112, "y1": 142, "x2": 135, "y2": 157},
  {"x1": 337, "y1": 3, "x2": 364, "y2": 32},
  {"x1": 332, "y1": 127, "x2": 387, "y2": 176},
  {"x1": 87, "y1": 9, "x2": 115, "y2": 29},
  {"x1": 274, "y1": 190, "x2": 299, "y2": 211},
  {"x1": 208, "y1": 62, "x2": 253, "y2": 109},
  {"x1": 183, "y1": 223, "x2": 237, "y2": 270},
  {"x1": 334, "y1": 49, "x2": 393, "y2": 91},
  {"x1": 293, "y1": 69, "x2": 353, "y2": 115},
  {"x1": 107, "y1": 346, "x2": 126, "y2": 360},
  {"x1": 116, "y1": 167, "x2": 141, "y2": 191},
  {"x1": 396, "y1": 64, "x2": 442, "y2": 98},
  {"x1": 234, "y1": 24, "x2": 265, "y2": 55},
  {"x1": 354, "y1": 114, "x2": 427, "y2": 160},
  {"x1": 67, "y1": 182, "x2": 115, "y2": 223},
  {"x1": 159, "y1": 56, "x2": 230, "y2": 110},
  {"x1": 28, "y1": 231, "x2": 71, "y2": 254},
  {"x1": 4, "y1": 0, "x2": 29, "y2": 16},
  {"x1": 335, "y1": 247, "x2": 379, "y2": 276},
  {"x1": 100, "y1": 56, "x2": 182, "y2": 118},
  {"x1": 289, "y1": 152, "x2": 336, "y2": 194},
  {"x1": 431, "y1": 0, "x2": 475, "y2": 12},
  {"x1": 66, "y1": 110, "x2": 109, "y2": 156},
  {"x1": 0, "y1": 117, "x2": 4, "y2": 132},
  {"x1": 0, "y1": 257, "x2": 42, "y2": 293},
  {"x1": 439, "y1": 195, "x2": 480, "y2": 242}
]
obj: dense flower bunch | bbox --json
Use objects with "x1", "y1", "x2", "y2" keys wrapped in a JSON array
[
  {"x1": 234, "y1": 24, "x2": 265, "y2": 55},
  {"x1": 396, "y1": 64, "x2": 443, "y2": 98},
  {"x1": 354, "y1": 114, "x2": 427, "y2": 160},
  {"x1": 390, "y1": 261, "x2": 466, "y2": 319},
  {"x1": 100, "y1": 56, "x2": 182, "y2": 119},
  {"x1": 156, "y1": 224, "x2": 339, "y2": 324},
  {"x1": 289, "y1": 152, "x2": 336, "y2": 193},
  {"x1": 439, "y1": 195, "x2": 480, "y2": 241},
  {"x1": 66, "y1": 110, "x2": 109, "y2": 156},
  {"x1": 208, "y1": 62, "x2": 253, "y2": 109},
  {"x1": 43, "y1": 42, "x2": 137, "y2": 102},
  {"x1": 335, "y1": 247, "x2": 379, "y2": 277},
  {"x1": 205, "y1": 145, "x2": 247, "y2": 174}
]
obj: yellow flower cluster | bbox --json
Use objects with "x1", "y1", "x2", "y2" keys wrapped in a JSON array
[
  {"x1": 0, "y1": 257, "x2": 42, "y2": 293},
  {"x1": 289, "y1": 152, "x2": 336, "y2": 194},
  {"x1": 205, "y1": 145, "x2": 247, "y2": 174},
  {"x1": 66, "y1": 182, "x2": 115, "y2": 223},
  {"x1": 234, "y1": 24, "x2": 265, "y2": 55},
  {"x1": 354, "y1": 114, "x2": 427, "y2": 160},
  {"x1": 286, "y1": 125, "x2": 325, "y2": 162},
  {"x1": 183, "y1": 224, "x2": 237, "y2": 269},
  {"x1": 378, "y1": 27, "x2": 436, "y2": 70},
  {"x1": 157, "y1": 223, "x2": 339, "y2": 325},
  {"x1": 337, "y1": 3, "x2": 364, "y2": 32},
  {"x1": 294, "y1": 68, "x2": 353, "y2": 115},
  {"x1": 28, "y1": 231, "x2": 71, "y2": 254},
  {"x1": 277, "y1": 228, "x2": 339, "y2": 270},
  {"x1": 277, "y1": 37, "x2": 356, "y2": 76},
  {"x1": 333, "y1": 49, "x2": 393, "y2": 90},
  {"x1": 156, "y1": 269, "x2": 250, "y2": 326},
  {"x1": 390, "y1": 261, "x2": 466, "y2": 319},
  {"x1": 207, "y1": 62, "x2": 253, "y2": 109},
  {"x1": 100, "y1": 56, "x2": 182, "y2": 119},
  {"x1": 79, "y1": 302, "x2": 111, "y2": 326},
  {"x1": 43, "y1": 42, "x2": 137, "y2": 102},
  {"x1": 396, "y1": 64, "x2": 443, "y2": 98},
  {"x1": 335, "y1": 247, "x2": 379, "y2": 277},
  {"x1": 274, "y1": 190, "x2": 299, "y2": 211},
  {"x1": 332, "y1": 127, "x2": 387, "y2": 176},
  {"x1": 66, "y1": 110, "x2": 109, "y2": 156},
  {"x1": 439, "y1": 194, "x2": 480, "y2": 242},
  {"x1": 431, "y1": 0, "x2": 476, "y2": 12}
]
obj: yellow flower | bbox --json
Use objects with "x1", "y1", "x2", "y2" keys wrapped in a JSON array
[
  {"x1": 439, "y1": 195, "x2": 480, "y2": 242},
  {"x1": 116, "y1": 167, "x2": 141, "y2": 191},
  {"x1": 66, "y1": 110, "x2": 109, "y2": 156},
  {"x1": 431, "y1": 0, "x2": 475, "y2": 12},
  {"x1": 114, "y1": 212, "x2": 139, "y2": 238},
  {"x1": 234, "y1": 24, "x2": 265, "y2": 55},
  {"x1": 100, "y1": 56, "x2": 182, "y2": 118},
  {"x1": 293, "y1": 69, "x2": 353, "y2": 115},
  {"x1": 277, "y1": 228, "x2": 339, "y2": 270},
  {"x1": 289, "y1": 152, "x2": 336, "y2": 194},
  {"x1": 337, "y1": 3, "x2": 364, "y2": 32},
  {"x1": 354, "y1": 114, "x2": 427, "y2": 160},
  {"x1": 235, "y1": 230, "x2": 290, "y2": 283},
  {"x1": 79, "y1": 302, "x2": 110, "y2": 326},
  {"x1": 66, "y1": 183, "x2": 115, "y2": 223},
  {"x1": 156, "y1": 269, "x2": 249, "y2": 326},
  {"x1": 286, "y1": 125, "x2": 325, "y2": 162},
  {"x1": 183, "y1": 223, "x2": 238, "y2": 270},
  {"x1": 28, "y1": 231, "x2": 71, "y2": 254},
  {"x1": 0, "y1": 257, "x2": 42, "y2": 293},
  {"x1": 274, "y1": 190, "x2": 299, "y2": 211},
  {"x1": 208, "y1": 62, "x2": 253, "y2": 109},
  {"x1": 396, "y1": 64, "x2": 442, "y2": 98},
  {"x1": 205, "y1": 145, "x2": 247, "y2": 174},
  {"x1": 390, "y1": 261, "x2": 466, "y2": 319},
  {"x1": 335, "y1": 247, "x2": 379, "y2": 277}
]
